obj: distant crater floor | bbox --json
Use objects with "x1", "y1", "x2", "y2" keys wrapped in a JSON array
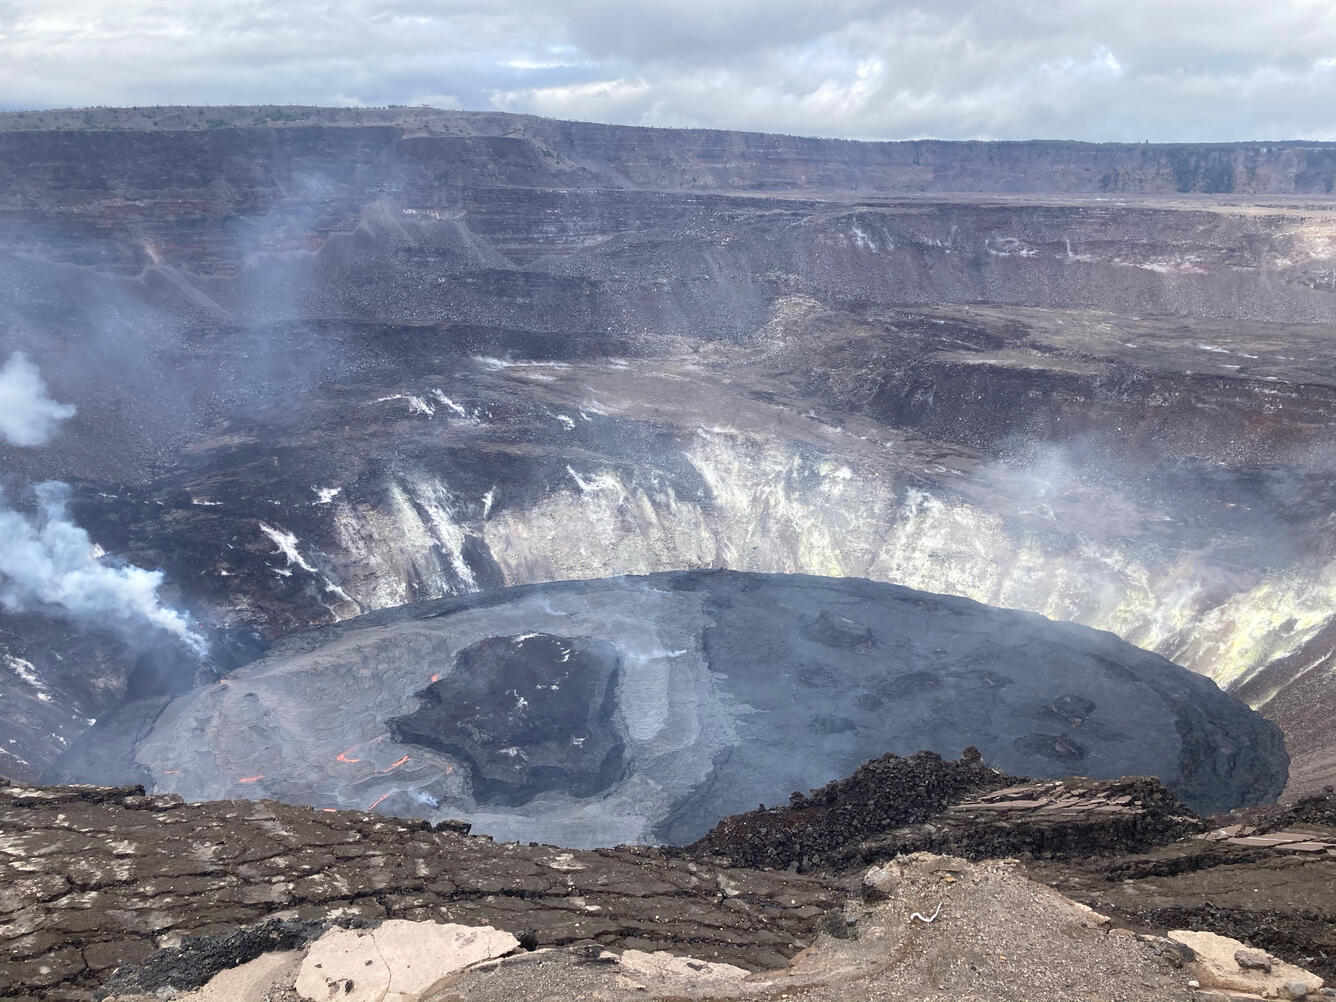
[{"x1": 55, "y1": 571, "x2": 1287, "y2": 846}]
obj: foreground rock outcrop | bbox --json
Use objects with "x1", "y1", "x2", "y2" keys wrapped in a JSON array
[
  {"x1": 1167, "y1": 930, "x2": 1324, "y2": 999},
  {"x1": 1030, "y1": 790, "x2": 1336, "y2": 988},
  {"x1": 292, "y1": 920, "x2": 519, "y2": 1002},
  {"x1": 0, "y1": 779, "x2": 841, "y2": 998},
  {"x1": 688, "y1": 751, "x2": 1206, "y2": 872},
  {"x1": 5, "y1": 755, "x2": 1335, "y2": 1000},
  {"x1": 91, "y1": 858, "x2": 1336, "y2": 1002},
  {"x1": 103, "y1": 855, "x2": 1253, "y2": 1002}
]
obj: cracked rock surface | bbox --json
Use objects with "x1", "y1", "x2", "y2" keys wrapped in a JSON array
[
  {"x1": 107, "y1": 854, "x2": 1258, "y2": 1002},
  {"x1": 0, "y1": 781, "x2": 841, "y2": 1000},
  {"x1": 6, "y1": 761, "x2": 1336, "y2": 1000}
]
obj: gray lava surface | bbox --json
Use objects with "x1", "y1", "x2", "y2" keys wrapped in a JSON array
[{"x1": 55, "y1": 571, "x2": 1288, "y2": 845}]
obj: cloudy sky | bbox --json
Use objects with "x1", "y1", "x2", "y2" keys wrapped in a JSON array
[{"x1": 1, "y1": 0, "x2": 1334, "y2": 141}]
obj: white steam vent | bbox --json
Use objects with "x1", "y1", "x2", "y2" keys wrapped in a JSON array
[
  {"x1": 0, "y1": 482, "x2": 207, "y2": 655},
  {"x1": 0, "y1": 352, "x2": 76, "y2": 447}
]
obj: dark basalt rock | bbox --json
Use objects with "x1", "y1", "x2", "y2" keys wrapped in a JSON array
[
  {"x1": 874, "y1": 776, "x2": 1208, "y2": 864},
  {"x1": 1015, "y1": 731, "x2": 1090, "y2": 762},
  {"x1": 1271, "y1": 788, "x2": 1336, "y2": 830},
  {"x1": 800, "y1": 609, "x2": 877, "y2": 651},
  {"x1": 7, "y1": 752, "x2": 1329, "y2": 1000},
  {"x1": 102, "y1": 919, "x2": 329, "y2": 997},
  {"x1": 686, "y1": 750, "x2": 1019, "y2": 870},
  {"x1": 0, "y1": 778, "x2": 842, "y2": 999},
  {"x1": 685, "y1": 752, "x2": 1206, "y2": 872}
]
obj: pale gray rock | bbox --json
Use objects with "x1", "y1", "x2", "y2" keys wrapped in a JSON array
[
  {"x1": 295, "y1": 920, "x2": 519, "y2": 1002},
  {"x1": 1169, "y1": 930, "x2": 1323, "y2": 998},
  {"x1": 861, "y1": 865, "x2": 897, "y2": 902}
]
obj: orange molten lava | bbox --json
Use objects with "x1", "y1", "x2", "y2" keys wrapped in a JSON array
[
  {"x1": 431, "y1": 673, "x2": 440, "y2": 682},
  {"x1": 163, "y1": 769, "x2": 182, "y2": 776},
  {"x1": 335, "y1": 735, "x2": 386, "y2": 764},
  {"x1": 367, "y1": 792, "x2": 392, "y2": 812},
  {"x1": 380, "y1": 755, "x2": 410, "y2": 773},
  {"x1": 321, "y1": 808, "x2": 337, "y2": 813},
  {"x1": 238, "y1": 775, "x2": 264, "y2": 784}
]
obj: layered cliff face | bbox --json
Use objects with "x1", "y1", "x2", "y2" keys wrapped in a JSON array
[
  {"x1": 1, "y1": 109, "x2": 1333, "y2": 803},
  {"x1": 3, "y1": 105, "x2": 1336, "y2": 198}
]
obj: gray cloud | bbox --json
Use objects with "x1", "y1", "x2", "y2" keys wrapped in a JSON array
[
  {"x1": 0, "y1": 352, "x2": 75, "y2": 447},
  {"x1": 0, "y1": 1, "x2": 1333, "y2": 140}
]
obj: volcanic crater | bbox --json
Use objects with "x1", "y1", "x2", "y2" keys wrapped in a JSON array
[{"x1": 1, "y1": 106, "x2": 1334, "y2": 837}]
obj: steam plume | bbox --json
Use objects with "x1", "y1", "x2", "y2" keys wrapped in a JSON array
[
  {"x1": 0, "y1": 482, "x2": 207, "y2": 655},
  {"x1": 0, "y1": 352, "x2": 76, "y2": 447}
]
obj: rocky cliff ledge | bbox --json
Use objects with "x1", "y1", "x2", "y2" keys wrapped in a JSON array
[
  {"x1": 0, "y1": 777, "x2": 842, "y2": 997},
  {"x1": 5, "y1": 753, "x2": 1335, "y2": 1000}
]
